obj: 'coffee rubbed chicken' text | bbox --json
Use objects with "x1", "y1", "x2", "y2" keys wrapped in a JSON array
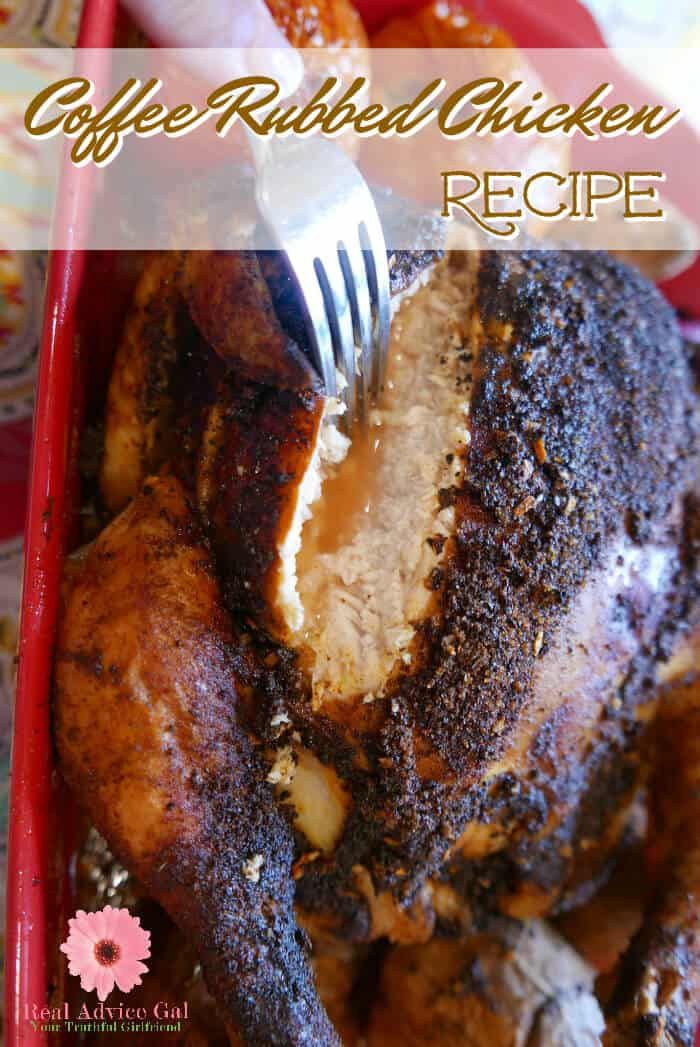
[{"x1": 24, "y1": 73, "x2": 681, "y2": 167}]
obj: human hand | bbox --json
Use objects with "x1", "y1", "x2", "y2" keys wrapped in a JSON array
[{"x1": 119, "y1": 0, "x2": 303, "y2": 96}]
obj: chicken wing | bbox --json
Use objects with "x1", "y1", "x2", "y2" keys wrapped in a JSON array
[{"x1": 99, "y1": 254, "x2": 196, "y2": 514}]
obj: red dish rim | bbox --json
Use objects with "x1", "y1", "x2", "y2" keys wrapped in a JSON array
[{"x1": 4, "y1": 2, "x2": 118, "y2": 1043}]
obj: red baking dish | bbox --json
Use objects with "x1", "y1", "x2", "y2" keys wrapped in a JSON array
[
  {"x1": 4, "y1": 1, "x2": 697, "y2": 1044},
  {"x1": 5, "y1": 3, "x2": 119, "y2": 1042}
]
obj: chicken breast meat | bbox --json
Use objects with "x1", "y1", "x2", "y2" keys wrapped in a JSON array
[{"x1": 58, "y1": 245, "x2": 699, "y2": 1045}]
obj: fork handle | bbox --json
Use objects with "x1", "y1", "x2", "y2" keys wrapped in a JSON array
[{"x1": 244, "y1": 126, "x2": 269, "y2": 172}]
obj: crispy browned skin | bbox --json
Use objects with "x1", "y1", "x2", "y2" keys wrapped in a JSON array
[
  {"x1": 371, "y1": 0, "x2": 513, "y2": 46},
  {"x1": 437, "y1": 515, "x2": 688, "y2": 920},
  {"x1": 367, "y1": 919, "x2": 603, "y2": 1047},
  {"x1": 264, "y1": 0, "x2": 367, "y2": 48},
  {"x1": 213, "y1": 251, "x2": 698, "y2": 1036},
  {"x1": 605, "y1": 620, "x2": 700, "y2": 1045},
  {"x1": 403, "y1": 252, "x2": 694, "y2": 773},
  {"x1": 99, "y1": 254, "x2": 194, "y2": 514},
  {"x1": 265, "y1": 253, "x2": 696, "y2": 937},
  {"x1": 197, "y1": 379, "x2": 324, "y2": 640},
  {"x1": 86, "y1": 248, "x2": 698, "y2": 1042},
  {"x1": 181, "y1": 252, "x2": 315, "y2": 391},
  {"x1": 99, "y1": 251, "x2": 318, "y2": 519},
  {"x1": 54, "y1": 475, "x2": 338, "y2": 1047}
]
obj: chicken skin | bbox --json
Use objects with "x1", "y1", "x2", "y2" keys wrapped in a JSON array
[
  {"x1": 604, "y1": 627, "x2": 700, "y2": 1045},
  {"x1": 54, "y1": 475, "x2": 338, "y2": 1047},
  {"x1": 53, "y1": 0, "x2": 699, "y2": 1036},
  {"x1": 194, "y1": 251, "x2": 696, "y2": 946},
  {"x1": 99, "y1": 254, "x2": 194, "y2": 515},
  {"x1": 63, "y1": 243, "x2": 699, "y2": 1045},
  {"x1": 367, "y1": 918, "x2": 605, "y2": 1047}
]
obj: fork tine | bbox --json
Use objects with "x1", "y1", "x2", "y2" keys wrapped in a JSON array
[
  {"x1": 339, "y1": 236, "x2": 373, "y2": 421},
  {"x1": 360, "y1": 214, "x2": 391, "y2": 396},
  {"x1": 255, "y1": 135, "x2": 391, "y2": 419},
  {"x1": 284, "y1": 246, "x2": 337, "y2": 401},
  {"x1": 315, "y1": 252, "x2": 357, "y2": 432}
]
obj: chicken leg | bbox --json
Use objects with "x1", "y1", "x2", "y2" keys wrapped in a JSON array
[{"x1": 54, "y1": 474, "x2": 337, "y2": 1046}]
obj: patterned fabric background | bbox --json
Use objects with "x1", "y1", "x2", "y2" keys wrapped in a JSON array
[{"x1": 0, "y1": 0, "x2": 79, "y2": 45}]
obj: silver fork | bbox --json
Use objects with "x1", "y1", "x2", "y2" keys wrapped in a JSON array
[{"x1": 251, "y1": 133, "x2": 391, "y2": 432}]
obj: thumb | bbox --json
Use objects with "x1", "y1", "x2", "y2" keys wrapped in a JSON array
[{"x1": 120, "y1": 0, "x2": 303, "y2": 96}]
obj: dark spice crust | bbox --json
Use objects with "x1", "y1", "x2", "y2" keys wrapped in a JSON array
[
  {"x1": 84, "y1": 246, "x2": 699, "y2": 1037},
  {"x1": 283, "y1": 251, "x2": 698, "y2": 933},
  {"x1": 402, "y1": 250, "x2": 697, "y2": 772},
  {"x1": 55, "y1": 476, "x2": 338, "y2": 1047}
]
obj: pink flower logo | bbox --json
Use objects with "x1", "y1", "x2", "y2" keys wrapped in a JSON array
[{"x1": 60, "y1": 906, "x2": 151, "y2": 1001}]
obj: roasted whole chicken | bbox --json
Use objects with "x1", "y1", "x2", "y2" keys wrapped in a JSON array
[
  {"x1": 51, "y1": 3, "x2": 698, "y2": 1041},
  {"x1": 54, "y1": 239, "x2": 699, "y2": 1046}
]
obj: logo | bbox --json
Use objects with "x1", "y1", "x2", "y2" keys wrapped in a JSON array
[
  {"x1": 60, "y1": 905, "x2": 151, "y2": 1002},
  {"x1": 26, "y1": 906, "x2": 188, "y2": 1033}
]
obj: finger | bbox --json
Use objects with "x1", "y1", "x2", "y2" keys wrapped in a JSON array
[{"x1": 120, "y1": 0, "x2": 303, "y2": 97}]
